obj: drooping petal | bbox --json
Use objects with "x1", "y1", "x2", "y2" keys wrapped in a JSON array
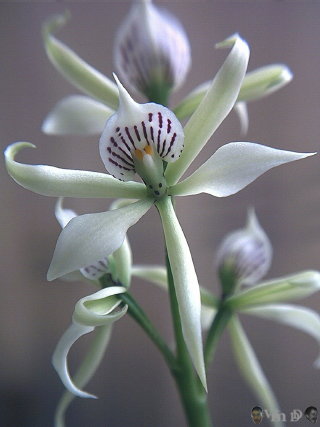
[
  {"x1": 42, "y1": 95, "x2": 113, "y2": 136},
  {"x1": 99, "y1": 76, "x2": 184, "y2": 181},
  {"x1": 114, "y1": 0, "x2": 190, "y2": 97},
  {"x1": 242, "y1": 304, "x2": 320, "y2": 367},
  {"x1": 53, "y1": 322, "x2": 96, "y2": 399},
  {"x1": 5, "y1": 142, "x2": 147, "y2": 199},
  {"x1": 47, "y1": 198, "x2": 153, "y2": 281},
  {"x1": 174, "y1": 64, "x2": 292, "y2": 121},
  {"x1": 165, "y1": 34, "x2": 250, "y2": 186},
  {"x1": 42, "y1": 14, "x2": 119, "y2": 109},
  {"x1": 228, "y1": 316, "x2": 284, "y2": 427},
  {"x1": 170, "y1": 142, "x2": 315, "y2": 197},
  {"x1": 226, "y1": 270, "x2": 320, "y2": 310},
  {"x1": 156, "y1": 197, "x2": 206, "y2": 390},
  {"x1": 55, "y1": 325, "x2": 112, "y2": 427},
  {"x1": 52, "y1": 286, "x2": 127, "y2": 398}
]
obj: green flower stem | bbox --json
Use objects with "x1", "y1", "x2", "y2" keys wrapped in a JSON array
[
  {"x1": 99, "y1": 275, "x2": 176, "y2": 370},
  {"x1": 204, "y1": 300, "x2": 233, "y2": 367},
  {"x1": 165, "y1": 249, "x2": 213, "y2": 427},
  {"x1": 119, "y1": 292, "x2": 177, "y2": 370}
]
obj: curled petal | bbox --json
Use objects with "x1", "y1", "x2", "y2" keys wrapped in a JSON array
[
  {"x1": 42, "y1": 95, "x2": 113, "y2": 136},
  {"x1": 226, "y1": 270, "x2": 320, "y2": 310},
  {"x1": 43, "y1": 13, "x2": 118, "y2": 109},
  {"x1": 228, "y1": 316, "x2": 284, "y2": 427},
  {"x1": 166, "y1": 34, "x2": 250, "y2": 186},
  {"x1": 170, "y1": 142, "x2": 315, "y2": 197},
  {"x1": 55, "y1": 325, "x2": 112, "y2": 427},
  {"x1": 157, "y1": 197, "x2": 206, "y2": 390},
  {"x1": 47, "y1": 198, "x2": 153, "y2": 280},
  {"x1": 52, "y1": 322, "x2": 96, "y2": 399},
  {"x1": 242, "y1": 304, "x2": 320, "y2": 367},
  {"x1": 52, "y1": 286, "x2": 127, "y2": 398},
  {"x1": 4, "y1": 142, "x2": 147, "y2": 199}
]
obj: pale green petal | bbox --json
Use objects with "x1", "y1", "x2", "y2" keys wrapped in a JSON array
[
  {"x1": 166, "y1": 34, "x2": 250, "y2": 186},
  {"x1": 157, "y1": 198, "x2": 206, "y2": 390},
  {"x1": 52, "y1": 287, "x2": 127, "y2": 399},
  {"x1": 226, "y1": 270, "x2": 320, "y2": 310},
  {"x1": 43, "y1": 14, "x2": 118, "y2": 109},
  {"x1": 229, "y1": 316, "x2": 284, "y2": 427},
  {"x1": 42, "y1": 95, "x2": 113, "y2": 136},
  {"x1": 234, "y1": 101, "x2": 249, "y2": 135},
  {"x1": 47, "y1": 199, "x2": 153, "y2": 280},
  {"x1": 170, "y1": 142, "x2": 315, "y2": 197},
  {"x1": 237, "y1": 64, "x2": 293, "y2": 103},
  {"x1": 131, "y1": 265, "x2": 168, "y2": 289},
  {"x1": 242, "y1": 304, "x2": 320, "y2": 368},
  {"x1": 109, "y1": 200, "x2": 133, "y2": 287},
  {"x1": 55, "y1": 325, "x2": 112, "y2": 427},
  {"x1": 5, "y1": 142, "x2": 147, "y2": 199},
  {"x1": 174, "y1": 64, "x2": 292, "y2": 121}
]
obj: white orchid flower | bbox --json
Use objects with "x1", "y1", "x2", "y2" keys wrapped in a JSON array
[
  {"x1": 201, "y1": 211, "x2": 320, "y2": 424},
  {"x1": 5, "y1": 34, "x2": 314, "y2": 391},
  {"x1": 114, "y1": 0, "x2": 191, "y2": 99},
  {"x1": 41, "y1": 11, "x2": 292, "y2": 136}
]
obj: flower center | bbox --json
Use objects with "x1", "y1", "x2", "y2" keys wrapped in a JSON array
[{"x1": 99, "y1": 76, "x2": 184, "y2": 198}]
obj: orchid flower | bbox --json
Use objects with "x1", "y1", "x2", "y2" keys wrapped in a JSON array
[
  {"x1": 201, "y1": 211, "x2": 320, "y2": 427},
  {"x1": 4, "y1": 33, "x2": 314, "y2": 391},
  {"x1": 41, "y1": 7, "x2": 292, "y2": 137}
]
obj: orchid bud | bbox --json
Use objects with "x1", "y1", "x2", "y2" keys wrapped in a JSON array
[
  {"x1": 216, "y1": 210, "x2": 272, "y2": 295},
  {"x1": 114, "y1": 0, "x2": 191, "y2": 101}
]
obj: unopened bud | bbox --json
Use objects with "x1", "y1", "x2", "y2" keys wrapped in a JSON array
[
  {"x1": 216, "y1": 210, "x2": 272, "y2": 294},
  {"x1": 114, "y1": 0, "x2": 191, "y2": 100}
]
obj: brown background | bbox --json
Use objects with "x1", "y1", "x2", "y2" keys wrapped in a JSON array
[{"x1": 1, "y1": 1, "x2": 320, "y2": 426}]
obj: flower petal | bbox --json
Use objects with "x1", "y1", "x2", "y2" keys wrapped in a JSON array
[
  {"x1": 166, "y1": 34, "x2": 250, "y2": 186},
  {"x1": 170, "y1": 142, "x2": 315, "y2": 197},
  {"x1": 55, "y1": 325, "x2": 112, "y2": 427},
  {"x1": 234, "y1": 101, "x2": 249, "y2": 135},
  {"x1": 242, "y1": 304, "x2": 320, "y2": 367},
  {"x1": 157, "y1": 198, "x2": 206, "y2": 390},
  {"x1": 132, "y1": 265, "x2": 168, "y2": 290},
  {"x1": 52, "y1": 286, "x2": 127, "y2": 398},
  {"x1": 228, "y1": 316, "x2": 284, "y2": 427},
  {"x1": 42, "y1": 95, "x2": 113, "y2": 136},
  {"x1": 43, "y1": 14, "x2": 118, "y2": 109},
  {"x1": 174, "y1": 64, "x2": 292, "y2": 121},
  {"x1": 226, "y1": 270, "x2": 320, "y2": 310},
  {"x1": 47, "y1": 199, "x2": 153, "y2": 281},
  {"x1": 4, "y1": 142, "x2": 147, "y2": 199}
]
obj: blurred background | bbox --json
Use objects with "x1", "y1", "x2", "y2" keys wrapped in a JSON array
[{"x1": 1, "y1": 1, "x2": 320, "y2": 426}]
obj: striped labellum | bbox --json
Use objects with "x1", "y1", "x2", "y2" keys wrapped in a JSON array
[{"x1": 99, "y1": 77, "x2": 184, "y2": 196}]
